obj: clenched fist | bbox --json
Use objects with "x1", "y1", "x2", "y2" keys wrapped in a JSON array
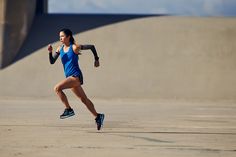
[{"x1": 48, "y1": 44, "x2": 53, "y2": 52}]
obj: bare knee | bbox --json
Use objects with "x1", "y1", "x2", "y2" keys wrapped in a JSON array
[{"x1": 54, "y1": 85, "x2": 62, "y2": 94}]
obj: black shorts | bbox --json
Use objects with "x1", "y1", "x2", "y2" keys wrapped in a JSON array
[{"x1": 72, "y1": 73, "x2": 83, "y2": 85}]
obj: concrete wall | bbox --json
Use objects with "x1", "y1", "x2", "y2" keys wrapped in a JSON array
[
  {"x1": 0, "y1": 0, "x2": 36, "y2": 68},
  {"x1": 0, "y1": 0, "x2": 6, "y2": 67},
  {"x1": 79, "y1": 17, "x2": 236, "y2": 100},
  {"x1": 1, "y1": 16, "x2": 236, "y2": 100}
]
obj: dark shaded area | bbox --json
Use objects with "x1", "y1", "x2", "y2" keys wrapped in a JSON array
[
  {"x1": 13, "y1": 14, "x2": 163, "y2": 64},
  {"x1": 36, "y1": 0, "x2": 47, "y2": 14}
]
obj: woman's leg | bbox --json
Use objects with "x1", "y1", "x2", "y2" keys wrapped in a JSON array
[
  {"x1": 71, "y1": 77, "x2": 104, "y2": 130},
  {"x1": 71, "y1": 83, "x2": 98, "y2": 117},
  {"x1": 54, "y1": 77, "x2": 80, "y2": 108}
]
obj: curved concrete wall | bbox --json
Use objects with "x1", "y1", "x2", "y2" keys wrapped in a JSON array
[
  {"x1": 79, "y1": 17, "x2": 236, "y2": 100},
  {"x1": 1, "y1": 16, "x2": 236, "y2": 100},
  {"x1": 0, "y1": 0, "x2": 36, "y2": 68}
]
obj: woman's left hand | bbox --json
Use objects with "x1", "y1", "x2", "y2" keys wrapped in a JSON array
[{"x1": 94, "y1": 60, "x2": 100, "y2": 67}]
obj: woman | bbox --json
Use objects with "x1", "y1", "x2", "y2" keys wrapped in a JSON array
[{"x1": 48, "y1": 28, "x2": 104, "y2": 130}]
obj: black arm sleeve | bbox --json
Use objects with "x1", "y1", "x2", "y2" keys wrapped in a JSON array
[
  {"x1": 80, "y1": 45, "x2": 99, "y2": 61},
  {"x1": 49, "y1": 52, "x2": 59, "y2": 64}
]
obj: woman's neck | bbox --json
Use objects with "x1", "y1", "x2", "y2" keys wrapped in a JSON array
[{"x1": 64, "y1": 42, "x2": 70, "y2": 47}]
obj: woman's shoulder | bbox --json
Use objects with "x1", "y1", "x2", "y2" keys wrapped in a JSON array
[
  {"x1": 72, "y1": 43, "x2": 81, "y2": 51},
  {"x1": 72, "y1": 43, "x2": 81, "y2": 54},
  {"x1": 72, "y1": 43, "x2": 80, "y2": 49},
  {"x1": 56, "y1": 45, "x2": 63, "y2": 53}
]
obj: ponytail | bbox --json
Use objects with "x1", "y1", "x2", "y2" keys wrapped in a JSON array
[{"x1": 70, "y1": 36, "x2": 75, "y2": 44}]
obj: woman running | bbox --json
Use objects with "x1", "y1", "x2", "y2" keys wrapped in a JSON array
[{"x1": 48, "y1": 28, "x2": 104, "y2": 130}]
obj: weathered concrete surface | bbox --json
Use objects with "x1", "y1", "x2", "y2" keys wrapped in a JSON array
[
  {"x1": 0, "y1": 2, "x2": 235, "y2": 157},
  {"x1": 0, "y1": 0, "x2": 36, "y2": 68},
  {"x1": 0, "y1": 98, "x2": 235, "y2": 157},
  {"x1": 0, "y1": 16, "x2": 236, "y2": 100}
]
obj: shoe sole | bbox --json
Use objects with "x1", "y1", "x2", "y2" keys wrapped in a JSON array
[{"x1": 60, "y1": 112, "x2": 75, "y2": 119}]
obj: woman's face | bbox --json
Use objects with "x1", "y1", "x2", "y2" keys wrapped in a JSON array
[{"x1": 59, "y1": 31, "x2": 70, "y2": 44}]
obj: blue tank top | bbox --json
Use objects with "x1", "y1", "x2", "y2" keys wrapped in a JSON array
[{"x1": 60, "y1": 44, "x2": 81, "y2": 78}]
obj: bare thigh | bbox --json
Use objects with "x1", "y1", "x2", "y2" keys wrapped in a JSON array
[{"x1": 54, "y1": 76, "x2": 81, "y2": 91}]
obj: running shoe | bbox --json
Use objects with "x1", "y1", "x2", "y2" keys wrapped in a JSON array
[
  {"x1": 95, "y1": 113, "x2": 105, "y2": 130},
  {"x1": 60, "y1": 108, "x2": 75, "y2": 119}
]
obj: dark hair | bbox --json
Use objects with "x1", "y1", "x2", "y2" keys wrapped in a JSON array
[{"x1": 60, "y1": 28, "x2": 75, "y2": 44}]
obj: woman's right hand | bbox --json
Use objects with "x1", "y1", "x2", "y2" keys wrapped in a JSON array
[{"x1": 48, "y1": 44, "x2": 53, "y2": 52}]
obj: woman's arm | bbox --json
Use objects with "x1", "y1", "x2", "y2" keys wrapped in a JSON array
[
  {"x1": 73, "y1": 44, "x2": 100, "y2": 67},
  {"x1": 48, "y1": 45, "x2": 60, "y2": 64},
  {"x1": 49, "y1": 52, "x2": 60, "y2": 64},
  {"x1": 80, "y1": 45, "x2": 99, "y2": 61}
]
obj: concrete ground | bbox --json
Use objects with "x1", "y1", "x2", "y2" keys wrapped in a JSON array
[{"x1": 0, "y1": 98, "x2": 235, "y2": 157}]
